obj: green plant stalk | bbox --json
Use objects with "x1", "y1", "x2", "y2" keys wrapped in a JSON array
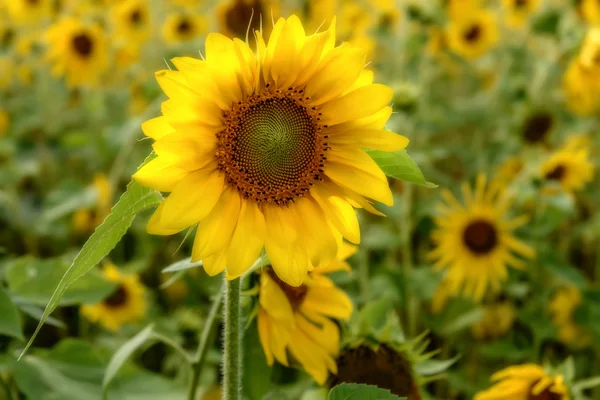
[
  {"x1": 222, "y1": 277, "x2": 242, "y2": 400},
  {"x1": 187, "y1": 285, "x2": 224, "y2": 400}
]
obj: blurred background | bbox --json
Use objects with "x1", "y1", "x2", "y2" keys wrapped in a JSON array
[{"x1": 1, "y1": 0, "x2": 600, "y2": 399}]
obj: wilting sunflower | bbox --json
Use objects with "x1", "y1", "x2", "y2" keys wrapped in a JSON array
[
  {"x1": 5, "y1": 0, "x2": 52, "y2": 24},
  {"x1": 474, "y1": 364, "x2": 569, "y2": 400},
  {"x1": 472, "y1": 301, "x2": 516, "y2": 340},
  {"x1": 161, "y1": 13, "x2": 207, "y2": 43},
  {"x1": 429, "y1": 174, "x2": 535, "y2": 301},
  {"x1": 134, "y1": 15, "x2": 407, "y2": 285},
  {"x1": 217, "y1": 0, "x2": 277, "y2": 40},
  {"x1": 548, "y1": 286, "x2": 591, "y2": 349},
  {"x1": 111, "y1": 0, "x2": 152, "y2": 43},
  {"x1": 257, "y1": 243, "x2": 354, "y2": 384},
  {"x1": 44, "y1": 17, "x2": 109, "y2": 87},
  {"x1": 540, "y1": 146, "x2": 594, "y2": 193},
  {"x1": 502, "y1": 0, "x2": 541, "y2": 28},
  {"x1": 72, "y1": 174, "x2": 113, "y2": 234},
  {"x1": 447, "y1": 10, "x2": 498, "y2": 59},
  {"x1": 80, "y1": 264, "x2": 147, "y2": 332}
]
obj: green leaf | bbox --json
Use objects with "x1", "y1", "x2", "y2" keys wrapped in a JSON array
[
  {"x1": 161, "y1": 257, "x2": 203, "y2": 273},
  {"x1": 15, "y1": 303, "x2": 66, "y2": 329},
  {"x1": 573, "y1": 376, "x2": 600, "y2": 391},
  {"x1": 327, "y1": 383, "x2": 404, "y2": 400},
  {"x1": 0, "y1": 286, "x2": 23, "y2": 339},
  {"x1": 103, "y1": 324, "x2": 155, "y2": 393},
  {"x1": 413, "y1": 355, "x2": 460, "y2": 376},
  {"x1": 366, "y1": 149, "x2": 436, "y2": 188},
  {"x1": 20, "y1": 180, "x2": 162, "y2": 358},
  {"x1": 243, "y1": 321, "x2": 272, "y2": 400}
]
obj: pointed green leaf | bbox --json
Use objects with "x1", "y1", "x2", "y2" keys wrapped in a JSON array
[
  {"x1": 366, "y1": 149, "x2": 436, "y2": 188},
  {"x1": 20, "y1": 180, "x2": 162, "y2": 358},
  {"x1": 328, "y1": 383, "x2": 404, "y2": 400},
  {"x1": 0, "y1": 286, "x2": 23, "y2": 340}
]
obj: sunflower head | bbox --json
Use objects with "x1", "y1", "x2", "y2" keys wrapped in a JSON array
[
  {"x1": 6, "y1": 0, "x2": 52, "y2": 24},
  {"x1": 134, "y1": 15, "x2": 407, "y2": 286},
  {"x1": 540, "y1": 146, "x2": 594, "y2": 193},
  {"x1": 447, "y1": 10, "x2": 498, "y2": 59},
  {"x1": 562, "y1": 59, "x2": 600, "y2": 116},
  {"x1": 44, "y1": 17, "x2": 108, "y2": 87},
  {"x1": 474, "y1": 364, "x2": 570, "y2": 400},
  {"x1": 429, "y1": 174, "x2": 535, "y2": 301},
  {"x1": 522, "y1": 112, "x2": 554, "y2": 144},
  {"x1": 548, "y1": 286, "x2": 591, "y2": 349},
  {"x1": 502, "y1": 0, "x2": 541, "y2": 27},
  {"x1": 111, "y1": 0, "x2": 152, "y2": 42},
  {"x1": 162, "y1": 13, "x2": 206, "y2": 43},
  {"x1": 80, "y1": 264, "x2": 147, "y2": 332}
]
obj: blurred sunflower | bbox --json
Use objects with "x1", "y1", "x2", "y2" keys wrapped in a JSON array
[
  {"x1": 563, "y1": 28, "x2": 600, "y2": 116},
  {"x1": 521, "y1": 111, "x2": 554, "y2": 145},
  {"x1": 548, "y1": 286, "x2": 591, "y2": 348},
  {"x1": 5, "y1": 0, "x2": 52, "y2": 24},
  {"x1": 444, "y1": 0, "x2": 483, "y2": 19},
  {"x1": 257, "y1": 243, "x2": 354, "y2": 384},
  {"x1": 80, "y1": 264, "x2": 147, "y2": 332},
  {"x1": 111, "y1": 0, "x2": 152, "y2": 43},
  {"x1": 581, "y1": 0, "x2": 600, "y2": 24},
  {"x1": 447, "y1": 10, "x2": 498, "y2": 59},
  {"x1": 161, "y1": 13, "x2": 207, "y2": 43},
  {"x1": 474, "y1": 364, "x2": 569, "y2": 400},
  {"x1": 429, "y1": 174, "x2": 535, "y2": 301},
  {"x1": 502, "y1": 0, "x2": 541, "y2": 28},
  {"x1": 217, "y1": 0, "x2": 276, "y2": 40},
  {"x1": 134, "y1": 16, "x2": 406, "y2": 285},
  {"x1": 496, "y1": 156, "x2": 524, "y2": 184},
  {"x1": 44, "y1": 17, "x2": 109, "y2": 87},
  {"x1": 72, "y1": 174, "x2": 113, "y2": 234},
  {"x1": 472, "y1": 301, "x2": 516, "y2": 340},
  {"x1": 0, "y1": 108, "x2": 8, "y2": 137},
  {"x1": 540, "y1": 146, "x2": 594, "y2": 193}
]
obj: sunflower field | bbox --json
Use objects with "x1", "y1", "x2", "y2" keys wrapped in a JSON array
[{"x1": 2, "y1": 0, "x2": 600, "y2": 399}]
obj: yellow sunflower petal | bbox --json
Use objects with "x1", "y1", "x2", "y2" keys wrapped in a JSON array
[
  {"x1": 225, "y1": 200, "x2": 266, "y2": 279},
  {"x1": 320, "y1": 84, "x2": 393, "y2": 126}
]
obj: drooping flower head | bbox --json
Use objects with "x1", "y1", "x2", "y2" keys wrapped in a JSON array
[
  {"x1": 429, "y1": 174, "x2": 535, "y2": 301},
  {"x1": 475, "y1": 364, "x2": 570, "y2": 400},
  {"x1": 134, "y1": 15, "x2": 408, "y2": 286}
]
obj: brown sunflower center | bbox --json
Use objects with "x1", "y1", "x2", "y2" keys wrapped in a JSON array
[
  {"x1": 72, "y1": 33, "x2": 94, "y2": 57},
  {"x1": 515, "y1": 0, "x2": 528, "y2": 8},
  {"x1": 217, "y1": 88, "x2": 326, "y2": 205},
  {"x1": 528, "y1": 380, "x2": 562, "y2": 400},
  {"x1": 330, "y1": 345, "x2": 420, "y2": 400},
  {"x1": 268, "y1": 269, "x2": 308, "y2": 310},
  {"x1": 463, "y1": 24, "x2": 482, "y2": 42},
  {"x1": 130, "y1": 9, "x2": 143, "y2": 25},
  {"x1": 522, "y1": 113, "x2": 553, "y2": 143},
  {"x1": 26, "y1": 0, "x2": 39, "y2": 5},
  {"x1": 223, "y1": 0, "x2": 263, "y2": 39},
  {"x1": 545, "y1": 165, "x2": 566, "y2": 181},
  {"x1": 177, "y1": 19, "x2": 192, "y2": 34},
  {"x1": 103, "y1": 285, "x2": 128, "y2": 308},
  {"x1": 463, "y1": 220, "x2": 498, "y2": 254}
]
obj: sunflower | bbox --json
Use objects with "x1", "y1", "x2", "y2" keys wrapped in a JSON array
[
  {"x1": 44, "y1": 17, "x2": 109, "y2": 87},
  {"x1": 474, "y1": 364, "x2": 569, "y2": 400},
  {"x1": 217, "y1": 0, "x2": 277, "y2": 40},
  {"x1": 521, "y1": 112, "x2": 554, "y2": 145},
  {"x1": 563, "y1": 28, "x2": 600, "y2": 116},
  {"x1": 429, "y1": 174, "x2": 535, "y2": 301},
  {"x1": 5, "y1": 0, "x2": 52, "y2": 24},
  {"x1": 80, "y1": 264, "x2": 148, "y2": 332},
  {"x1": 496, "y1": 156, "x2": 524, "y2": 184},
  {"x1": 0, "y1": 108, "x2": 8, "y2": 137},
  {"x1": 444, "y1": 0, "x2": 483, "y2": 19},
  {"x1": 548, "y1": 286, "x2": 591, "y2": 348},
  {"x1": 161, "y1": 13, "x2": 207, "y2": 43},
  {"x1": 502, "y1": 0, "x2": 541, "y2": 28},
  {"x1": 582, "y1": 0, "x2": 600, "y2": 24},
  {"x1": 447, "y1": 10, "x2": 498, "y2": 59},
  {"x1": 257, "y1": 243, "x2": 354, "y2": 384},
  {"x1": 111, "y1": 0, "x2": 152, "y2": 43},
  {"x1": 134, "y1": 15, "x2": 407, "y2": 286},
  {"x1": 540, "y1": 146, "x2": 594, "y2": 193},
  {"x1": 472, "y1": 301, "x2": 516, "y2": 340}
]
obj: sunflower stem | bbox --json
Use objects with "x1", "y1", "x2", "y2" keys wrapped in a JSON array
[
  {"x1": 187, "y1": 285, "x2": 224, "y2": 400},
  {"x1": 222, "y1": 277, "x2": 242, "y2": 400}
]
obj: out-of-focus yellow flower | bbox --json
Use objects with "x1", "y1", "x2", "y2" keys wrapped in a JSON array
[
  {"x1": 521, "y1": 112, "x2": 554, "y2": 144},
  {"x1": 129, "y1": 80, "x2": 149, "y2": 115},
  {"x1": 217, "y1": 0, "x2": 276, "y2": 40},
  {"x1": 564, "y1": 28, "x2": 600, "y2": 115},
  {"x1": 0, "y1": 56, "x2": 14, "y2": 90},
  {"x1": 564, "y1": 133, "x2": 592, "y2": 151},
  {"x1": 369, "y1": 0, "x2": 401, "y2": 27},
  {"x1": 540, "y1": 146, "x2": 594, "y2": 193},
  {"x1": 582, "y1": 0, "x2": 600, "y2": 25},
  {"x1": 496, "y1": 156, "x2": 524, "y2": 184},
  {"x1": 114, "y1": 42, "x2": 141, "y2": 70},
  {"x1": 475, "y1": 364, "x2": 569, "y2": 400},
  {"x1": 71, "y1": 173, "x2": 113, "y2": 234},
  {"x1": 447, "y1": 10, "x2": 498, "y2": 59},
  {"x1": 44, "y1": 17, "x2": 109, "y2": 88},
  {"x1": 445, "y1": 0, "x2": 484, "y2": 19},
  {"x1": 429, "y1": 174, "x2": 535, "y2": 301},
  {"x1": 502, "y1": 0, "x2": 541, "y2": 28},
  {"x1": 5, "y1": 0, "x2": 52, "y2": 24},
  {"x1": 472, "y1": 302, "x2": 516, "y2": 340},
  {"x1": 548, "y1": 287, "x2": 591, "y2": 348},
  {"x1": 162, "y1": 12, "x2": 207, "y2": 43},
  {"x1": 111, "y1": 0, "x2": 152, "y2": 43},
  {"x1": 427, "y1": 27, "x2": 448, "y2": 56},
  {"x1": 257, "y1": 244, "x2": 355, "y2": 384},
  {"x1": 81, "y1": 264, "x2": 147, "y2": 332},
  {"x1": 0, "y1": 109, "x2": 9, "y2": 137}
]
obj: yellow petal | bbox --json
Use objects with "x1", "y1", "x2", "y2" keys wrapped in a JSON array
[
  {"x1": 310, "y1": 186, "x2": 360, "y2": 244},
  {"x1": 268, "y1": 318, "x2": 291, "y2": 366},
  {"x1": 258, "y1": 273, "x2": 295, "y2": 324},
  {"x1": 202, "y1": 247, "x2": 227, "y2": 276},
  {"x1": 155, "y1": 70, "x2": 198, "y2": 99},
  {"x1": 142, "y1": 116, "x2": 175, "y2": 140},
  {"x1": 133, "y1": 157, "x2": 190, "y2": 192},
  {"x1": 159, "y1": 168, "x2": 224, "y2": 231},
  {"x1": 226, "y1": 200, "x2": 266, "y2": 279},
  {"x1": 297, "y1": 313, "x2": 340, "y2": 355},
  {"x1": 320, "y1": 84, "x2": 393, "y2": 126},
  {"x1": 301, "y1": 276, "x2": 353, "y2": 320},
  {"x1": 146, "y1": 202, "x2": 185, "y2": 235},
  {"x1": 287, "y1": 328, "x2": 331, "y2": 385},
  {"x1": 292, "y1": 197, "x2": 338, "y2": 268},
  {"x1": 257, "y1": 309, "x2": 274, "y2": 365},
  {"x1": 270, "y1": 15, "x2": 305, "y2": 87},
  {"x1": 329, "y1": 128, "x2": 409, "y2": 151}
]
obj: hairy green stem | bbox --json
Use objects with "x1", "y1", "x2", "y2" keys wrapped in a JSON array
[
  {"x1": 222, "y1": 277, "x2": 242, "y2": 400},
  {"x1": 187, "y1": 285, "x2": 224, "y2": 400}
]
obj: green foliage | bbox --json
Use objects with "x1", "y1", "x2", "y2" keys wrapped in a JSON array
[
  {"x1": 0, "y1": 285, "x2": 23, "y2": 340},
  {"x1": 327, "y1": 383, "x2": 405, "y2": 400},
  {"x1": 367, "y1": 149, "x2": 437, "y2": 188}
]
